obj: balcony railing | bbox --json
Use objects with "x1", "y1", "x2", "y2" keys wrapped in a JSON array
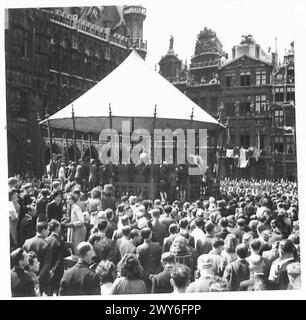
[
  {"x1": 123, "y1": 6, "x2": 146, "y2": 16},
  {"x1": 48, "y1": 9, "x2": 147, "y2": 52},
  {"x1": 189, "y1": 60, "x2": 221, "y2": 69}
]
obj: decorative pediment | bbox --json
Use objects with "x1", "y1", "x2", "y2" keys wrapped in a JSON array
[{"x1": 220, "y1": 55, "x2": 271, "y2": 70}]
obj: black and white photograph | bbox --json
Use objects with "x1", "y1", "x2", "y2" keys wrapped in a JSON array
[{"x1": 1, "y1": 0, "x2": 305, "y2": 300}]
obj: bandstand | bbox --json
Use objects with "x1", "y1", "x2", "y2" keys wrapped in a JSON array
[{"x1": 40, "y1": 50, "x2": 222, "y2": 200}]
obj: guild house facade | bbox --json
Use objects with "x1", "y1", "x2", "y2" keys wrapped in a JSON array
[{"x1": 159, "y1": 28, "x2": 296, "y2": 180}]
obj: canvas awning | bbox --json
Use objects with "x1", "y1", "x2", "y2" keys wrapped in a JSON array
[{"x1": 40, "y1": 50, "x2": 221, "y2": 133}]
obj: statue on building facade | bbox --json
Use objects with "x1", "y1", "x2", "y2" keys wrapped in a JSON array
[
  {"x1": 169, "y1": 34, "x2": 174, "y2": 52},
  {"x1": 240, "y1": 34, "x2": 256, "y2": 45},
  {"x1": 234, "y1": 100, "x2": 240, "y2": 116}
]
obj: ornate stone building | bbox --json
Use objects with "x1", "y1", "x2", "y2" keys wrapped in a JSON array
[
  {"x1": 159, "y1": 29, "x2": 296, "y2": 180},
  {"x1": 5, "y1": 6, "x2": 147, "y2": 176}
]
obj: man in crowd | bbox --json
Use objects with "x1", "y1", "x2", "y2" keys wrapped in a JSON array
[{"x1": 59, "y1": 242, "x2": 101, "y2": 296}]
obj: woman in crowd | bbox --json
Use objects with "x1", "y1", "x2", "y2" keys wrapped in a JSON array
[
  {"x1": 66, "y1": 193, "x2": 87, "y2": 253},
  {"x1": 109, "y1": 254, "x2": 147, "y2": 295},
  {"x1": 95, "y1": 260, "x2": 117, "y2": 295}
]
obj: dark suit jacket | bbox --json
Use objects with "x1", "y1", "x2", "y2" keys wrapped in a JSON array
[
  {"x1": 59, "y1": 260, "x2": 101, "y2": 296},
  {"x1": 196, "y1": 235, "x2": 213, "y2": 255},
  {"x1": 23, "y1": 235, "x2": 51, "y2": 283},
  {"x1": 11, "y1": 267, "x2": 36, "y2": 297},
  {"x1": 240, "y1": 274, "x2": 278, "y2": 291},
  {"x1": 214, "y1": 228, "x2": 229, "y2": 240},
  {"x1": 136, "y1": 240, "x2": 162, "y2": 277},
  {"x1": 46, "y1": 202, "x2": 62, "y2": 222},
  {"x1": 162, "y1": 234, "x2": 177, "y2": 253},
  {"x1": 151, "y1": 269, "x2": 173, "y2": 294},
  {"x1": 36, "y1": 197, "x2": 49, "y2": 221},
  {"x1": 152, "y1": 220, "x2": 169, "y2": 246},
  {"x1": 45, "y1": 233, "x2": 65, "y2": 280},
  {"x1": 223, "y1": 259, "x2": 250, "y2": 291},
  {"x1": 19, "y1": 215, "x2": 36, "y2": 246}
]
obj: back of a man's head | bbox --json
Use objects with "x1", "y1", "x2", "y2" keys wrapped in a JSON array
[
  {"x1": 169, "y1": 223, "x2": 179, "y2": 235},
  {"x1": 76, "y1": 242, "x2": 92, "y2": 259},
  {"x1": 236, "y1": 243, "x2": 249, "y2": 259},
  {"x1": 249, "y1": 255, "x2": 264, "y2": 274},
  {"x1": 219, "y1": 217, "x2": 228, "y2": 228},
  {"x1": 197, "y1": 254, "x2": 214, "y2": 274},
  {"x1": 36, "y1": 221, "x2": 48, "y2": 234},
  {"x1": 179, "y1": 218, "x2": 189, "y2": 230},
  {"x1": 170, "y1": 263, "x2": 191, "y2": 289},
  {"x1": 164, "y1": 205, "x2": 172, "y2": 214},
  {"x1": 250, "y1": 238, "x2": 262, "y2": 252},
  {"x1": 97, "y1": 219, "x2": 108, "y2": 232},
  {"x1": 161, "y1": 252, "x2": 175, "y2": 265},
  {"x1": 205, "y1": 221, "x2": 214, "y2": 234},
  {"x1": 212, "y1": 238, "x2": 224, "y2": 250},
  {"x1": 195, "y1": 217, "x2": 204, "y2": 229},
  {"x1": 151, "y1": 208, "x2": 160, "y2": 219},
  {"x1": 279, "y1": 239, "x2": 295, "y2": 256},
  {"x1": 141, "y1": 227, "x2": 152, "y2": 240},
  {"x1": 122, "y1": 225, "x2": 132, "y2": 237},
  {"x1": 130, "y1": 228, "x2": 140, "y2": 240}
]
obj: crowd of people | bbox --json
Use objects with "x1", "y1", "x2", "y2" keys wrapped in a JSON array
[{"x1": 8, "y1": 171, "x2": 300, "y2": 297}]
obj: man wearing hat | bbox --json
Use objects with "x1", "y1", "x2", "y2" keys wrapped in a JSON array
[{"x1": 186, "y1": 254, "x2": 215, "y2": 292}]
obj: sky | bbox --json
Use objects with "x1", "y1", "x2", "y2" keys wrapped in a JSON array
[{"x1": 143, "y1": 0, "x2": 295, "y2": 68}]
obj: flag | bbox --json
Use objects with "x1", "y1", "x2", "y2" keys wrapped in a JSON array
[
  {"x1": 254, "y1": 127, "x2": 261, "y2": 161},
  {"x1": 225, "y1": 118, "x2": 234, "y2": 148},
  {"x1": 239, "y1": 148, "x2": 249, "y2": 168},
  {"x1": 226, "y1": 149, "x2": 234, "y2": 158}
]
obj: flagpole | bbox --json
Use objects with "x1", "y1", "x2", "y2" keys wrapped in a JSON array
[
  {"x1": 109, "y1": 103, "x2": 113, "y2": 129},
  {"x1": 150, "y1": 105, "x2": 157, "y2": 200},
  {"x1": 36, "y1": 112, "x2": 46, "y2": 176},
  {"x1": 65, "y1": 131, "x2": 69, "y2": 163},
  {"x1": 89, "y1": 133, "x2": 92, "y2": 159},
  {"x1": 217, "y1": 117, "x2": 228, "y2": 183},
  {"x1": 71, "y1": 105, "x2": 77, "y2": 163},
  {"x1": 45, "y1": 109, "x2": 54, "y2": 178}
]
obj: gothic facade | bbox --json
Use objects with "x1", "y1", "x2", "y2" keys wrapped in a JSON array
[{"x1": 5, "y1": 6, "x2": 147, "y2": 176}]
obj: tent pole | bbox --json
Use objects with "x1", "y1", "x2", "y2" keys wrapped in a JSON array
[
  {"x1": 45, "y1": 109, "x2": 54, "y2": 178},
  {"x1": 109, "y1": 103, "x2": 113, "y2": 129},
  {"x1": 89, "y1": 133, "x2": 92, "y2": 159},
  {"x1": 71, "y1": 105, "x2": 77, "y2": 163},
  {"x1": 187, "y1": 107, "x2": 194, "y2": 201},
  {"x1": 65, "y1": 131, "x2": 69, "y2": 163}
]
